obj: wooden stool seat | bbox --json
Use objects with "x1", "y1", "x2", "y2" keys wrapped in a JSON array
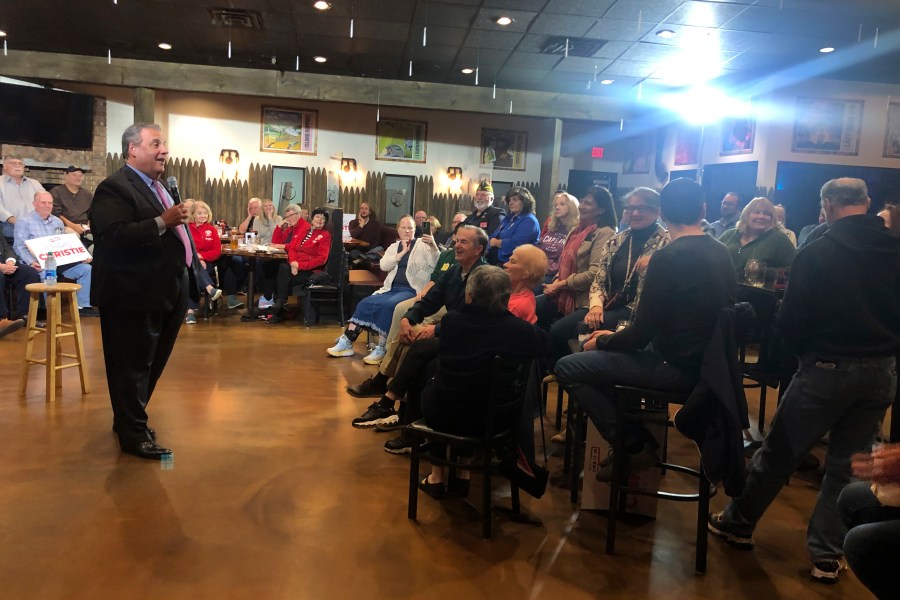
[{"x1": 19, "y1": 282, "x2": 89, "y2": 402}]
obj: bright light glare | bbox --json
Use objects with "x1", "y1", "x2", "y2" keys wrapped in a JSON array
[
  {"x1": 666, "y1": 86, "x2": 754, "y2": 125},
  {"x1": 819, "y1": 47, "x2": 835, "y2": 53}
]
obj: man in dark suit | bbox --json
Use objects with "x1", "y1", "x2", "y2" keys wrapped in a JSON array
[{"x1": 89, "y1": 123, "x2": 197, "y2": 459}]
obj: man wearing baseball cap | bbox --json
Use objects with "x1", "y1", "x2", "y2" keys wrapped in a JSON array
[
  {"x1": 51, "y1": 165, "x2": 94, "y2": 251},
  {"x1": 463, "y1": 180, "x2": 505, "y2": 235}
]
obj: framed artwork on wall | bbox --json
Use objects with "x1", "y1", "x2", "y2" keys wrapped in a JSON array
[
  {"x1": 481, "y1": 129, "x2": 527, "y2": 171},
  {"x1": 883, "y1": 102, "x2": 900, "y2": 158},
  {"x1": 674, "y1": 125, "x2": 700, "y2": 165},
  {"x1": 622, "y1": 135, "x2": 653, "y2": 175},
  {"x1": 792, "y1": 97, "x2": 864, "y2": 156},
  {"x1": 384, "y1": 174, "x2": 417, "y2": 224},
  {"x1": 272, "y1": 166, "x2": 306, "y2": 214},
  {"x1": 375, "y1": 119, "x2": 427, "y2": 163},
  {"x1": 720, "y1": 118, "x2": 755, "y2": 156},
  {"x1": 260, "y1": 107, "x2": 318, "y2": 155}
]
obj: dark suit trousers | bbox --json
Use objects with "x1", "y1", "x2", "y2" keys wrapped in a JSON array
[
  {"x1": 99, "y1": 270, "x2": 189, "y2": 446},
  {"x1": 0, "y1": 264, "x2": 41, "y2": 318}
]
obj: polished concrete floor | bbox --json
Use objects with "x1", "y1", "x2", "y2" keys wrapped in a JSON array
[{"x1": 0, "y1": 308, "x2": 877, "y2": 599}]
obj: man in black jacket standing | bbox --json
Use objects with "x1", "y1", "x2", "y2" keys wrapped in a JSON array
[
  {"x1": 90, "y1": 123, "x2": 197, "y2": 459},
  {"x1": 709, "y1": 177, "x2": 900, "y2": 583}
]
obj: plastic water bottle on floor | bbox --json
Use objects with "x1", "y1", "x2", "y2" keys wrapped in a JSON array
[
  {"x1": 161, "y1": 452, "x2": 174, "y2": 471},
  {"x1": 44, "y1": 252, "x2": 57, "y2": 286}
]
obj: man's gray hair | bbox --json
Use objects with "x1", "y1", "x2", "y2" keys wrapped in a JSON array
[
  {"x1": 820, "y1": 177, "x2": 868, "y2": 208},
  {"x1": 465, "y1": 265, "x2": 511, "y2": 313},
  {"x1": 458, "y1": 224, "x2": 488, "y2": 256},
  {"x1": 283, "y1": 203, "x2": 302, "y2": 216},
  {"x1": 122, "y1": 123, "x2": 161, "y2": 157}
]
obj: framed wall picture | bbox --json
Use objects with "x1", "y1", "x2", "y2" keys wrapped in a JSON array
[
  {"x1": 375, "y1": 119, "x2": 427, "y2": 163},
  {"x1": 261, "y1": 107, "x2": 318, "y2": 155},
  {"x1": 622, "y1": 135, "x2": 653, "y2": 175},
  {"x1": 674, "y1": 125, "x2": 700, "y2": 165},
  {"x1": 883, "y1": 102, "x2": 900, "y2": 158},
  {"x1": 272, "y1": 166, "x2": 306, "y2": 214},
  {"x1": 720, "y1": 118, "x2": 755, "y2": 156},
  {"x1": 481, "y1": 129, "x2": 527, "y2": 171},
  {"x1": 792, "y1": 97, "x2": 864, "y2": 156},
  {"x1": 384, "y1": 174, "x2": 416, "y2": 224}
]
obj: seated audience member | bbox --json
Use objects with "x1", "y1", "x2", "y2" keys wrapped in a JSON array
[
  {"x1": 535, "y1": 185, "x2": 618, "y2": 335},
  {"x1": 348, "y1": 225, "x2": 487, "y2": 440},
  {"x1": 709, "y1": 192, "x2": 741, "y2": 238},
  {"x1": 348, "y1": 202, "x2": 383, "y2": 269},
  {"x1": 327, "y1": 215, "x2": 439, "y2": 361},
  {"x1": 798, "y1": 208, "x2": 826, "y2": 247},
  {"x1": 464, "y1": 180, "x2": 505, "y2": 235},
  {"x1": 0, "y1": 235, "x2": 39, "y2": 338},
  {"x1": 438, "y1": 213, "x2": 467, "y2": 249},
  {"x1": 345, "y1": 221, "x2": 485, "y2": 403},
  {"x1": 414, "y1": 210, "x2": 428, "y2": 237},
  {"x1": 0, "y1": 155, "x2": 44, "y2": 244},
  {"x1": 267, "y1": 207, "x2": 332, "y2": 324},
  {"x1": 773, "y1": 203, "x2": 798, "y2": 246},
  {"x1": 251, "y1": 199, "x2": 283, "y2": 310},
  {"x1": 879, "y1": 202, "x2": 900, "y2": 236},
  {"x1": 709, "y1": 177, "x2": 900, "y2": 583},
  {"x1": 719, "y1": 196, "x2": 796, "y2": 280},
  {"x1": 15, "y1": 192, "x2": 98, "y2": 317},
  {"x1": 300, "y1": 207, "x2": 310, "y2": 222},
  {"x1": 504, "y1": 244, "x2": 547, "y2": 324},
  {"x1": 487, "y1": 186, "x2": 541, "y2": 265},
  {"x1": 555, "y1": 178, "x2": 736, "y2": 480},
  {"x1": 839, "y1": 446, "x2": 900, "y2": 599},
  {"x1": 220, "y1": 197, "x2": 261, "y2": 309},
  {"x1": 538, "y1": 191, "x2": 579, "y2": 283},
  {"x1": 50, "y1": 166, "x2": 93, "y2": 250},
  {"x1": 238, "y1": 197, "x2": 262, "y2": 234},
  {"x1": 426, "y1": 216, "x2": 447, "y2": 246},
  {"x1": 414, "y1": 266, "x2": 546, "y2": 499},
  {"x1": 256, "y1": 199, "x2": 282, "y2": 245},
  {"x1": 185, "y1": 200, "x2": 224, "y2": 324}
]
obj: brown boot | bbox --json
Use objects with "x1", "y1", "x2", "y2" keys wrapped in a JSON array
[
  {"x1": 347, "y1": 372, "x2": 388, "y2": 398},
  {"x1": 0, "y1": 318, "x2": 25, "y2": 340}
]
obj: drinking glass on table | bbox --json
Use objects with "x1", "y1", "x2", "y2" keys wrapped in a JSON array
[{"x1": 745, "y1": 259, "x2": 766, "y2": 288}]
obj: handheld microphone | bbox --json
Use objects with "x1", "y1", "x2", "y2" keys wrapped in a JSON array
[{"x1": 166, "y1": 176, "x2": 182, "y2": 205}]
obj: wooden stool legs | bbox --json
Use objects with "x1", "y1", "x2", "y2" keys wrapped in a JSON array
[{"x1": 19, "y1": 283, "x2": 89, "y2": 402}]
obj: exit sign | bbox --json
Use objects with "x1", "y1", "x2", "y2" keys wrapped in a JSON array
[{"x1": 591, "y1": 147, "x2": 604, "y2": 158}]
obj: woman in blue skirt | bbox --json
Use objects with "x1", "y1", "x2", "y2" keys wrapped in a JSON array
[{"x1": 327, "y1": 214, "x2": 440, "y2": 364}]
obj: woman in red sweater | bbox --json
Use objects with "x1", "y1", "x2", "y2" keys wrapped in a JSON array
[
  {"x1": 268, "y1": 207, "x2": 332, "y2": 323},
  {"x1": 185, "y1": 200, "x2": 224, "y2": 324}
]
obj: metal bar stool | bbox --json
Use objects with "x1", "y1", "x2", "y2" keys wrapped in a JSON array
[{"x1": 19, "y1": 282, "x2": 89, "y2": 402}]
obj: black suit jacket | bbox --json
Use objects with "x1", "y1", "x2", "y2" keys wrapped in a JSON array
[{"x1": 89, "y1": 166, "x2": 198, "y2": 311}]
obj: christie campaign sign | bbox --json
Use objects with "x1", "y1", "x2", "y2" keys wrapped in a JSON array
[{"x1": 24, "y1": 234, "x2": 90, "y2": 269}]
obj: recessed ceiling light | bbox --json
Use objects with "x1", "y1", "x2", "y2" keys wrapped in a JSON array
[
  {"x1": 158, "y1": 42, "x2": 172, "y2": 50},
  {"x1": 819, "y1": 46, "x2": 835, "y2": 53},
  {"x1": 494, "y1": 16, "x2": 514, "y2": 26},
  {"x1": 313, "y1": 1, "x2": 332, "y2": 10},
  {"x1": 313, "y1": 55, "x2": 327, "y2": 63},
  {"x1": 0, "y1": 31, "x2": 7, "y2": 38},
  {"x1": 656, "y1": 29, "x2": 677, "y2": 39},
  {"x1": 461, "y1": 68, "x2": 474, "y2": 74},
  {"x1": 600, "y1": 79, "x2": 614, "y2": 85}
]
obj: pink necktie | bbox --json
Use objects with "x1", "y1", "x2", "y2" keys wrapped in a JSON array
[{"x1": 153, "y1": 180, "x2": 193, "y2": 267}]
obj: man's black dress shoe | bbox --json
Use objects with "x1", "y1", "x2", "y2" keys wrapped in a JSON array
[{"x1": 121, "y1": 440, "x2": 172, "y2": 460}]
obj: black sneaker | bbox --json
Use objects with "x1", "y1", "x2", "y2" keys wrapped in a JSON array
[
  {"x1": 351, "y1": 403, "x2": 398, "y2": 428},
  {"x1": 347, "y1": 374, "x2": 388, "y2": 398},
  {"x1": 810, "y1": 558, "x2": 846, "y2": 583},
  {"x1": 384, "y1": 435, "x2": 414, "y2": 454},
  {"x1": 374, "y1": 421, "x2": 406, "y2": 432},
  {"x1": 707, "y1": 511, "x2": 754, "y2": 548}
]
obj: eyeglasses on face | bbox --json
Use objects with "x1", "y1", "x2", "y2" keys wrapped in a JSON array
[{"x1": 623, "y1": 205, "x2": 655, "y2": 214}]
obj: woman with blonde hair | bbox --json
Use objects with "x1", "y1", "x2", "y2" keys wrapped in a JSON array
[
  {"x1": 504, "y1": 244, "x2": 548, "y2": 324},
  {"x1": 538, "y1": 191, "x2": 579, "y2": 282},
  {"x1": 256, "y1": 199, "x2": 283, "y2": 245},
  {"x1": 719, "y1": 196, "x2": 796, "y2": 279},
  {"x1": 185, "y1": 200, "x2": 223, "y2": 324}
]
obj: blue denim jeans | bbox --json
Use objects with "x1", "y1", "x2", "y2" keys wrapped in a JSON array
[
  {"x1": 54, "y1": 262, "x2": 92, "y2": 308},
  {"x1": 725, "y1": 353, "x2": 896, "y2": 560},
  {"x1": 555, "y1": 347, "x2": 695, "y2": 444},
  {"x1": 839, "y1": 481, "x2": 900, "y2": 598}
]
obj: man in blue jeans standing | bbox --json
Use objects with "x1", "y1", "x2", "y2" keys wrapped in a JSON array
[{"x1": 709, "y1": 177, "x2": 900, "y2": 583}]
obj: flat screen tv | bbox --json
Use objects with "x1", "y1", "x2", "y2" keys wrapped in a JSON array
[{"x1": 0, "y1": 83, "x2": 94, "y2": 150}]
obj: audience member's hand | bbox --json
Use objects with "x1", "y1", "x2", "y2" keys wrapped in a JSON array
[
  {"x1": 421, "y1": 234, "x2": 435, "y2": 248},
  {"x1": 272, "y1": 243, "x2": 285, "y2": 250},
  {"x1": 415, "y1": 325, "x2": 436, "y2": 341},
  {"x1": 290, "y1": 261, "x2": 299, "y2": 276},
  {"x1": 161, "y1": 204, "x2": 189, "y2": 229},
  {"x1": 854, "y1": 445, "x2": 900, "y2": 483},
  {"x1": 585, "y1": 305, "x2": 604, "y2": 329},
  {"x1": 489, "y1": 238, "x2": 502, "y2": 248},
  {"x1": 200, "y1": 259, "x2": 207, "y2": 269},
  {"x1": 543, "y1": 279, "x2": 565, "y2": 295},
  {"x1": 0, "y1": 261, "x2": 16, "y2": 275},
  {"x1": 71, "y1": 223, "x2": 85, "y2": 235},
  {"x1": 399, "y1": 318, "x2": 416, "y2": 344},
  {"x1": 397, "y1": 240, "x2": 412, "y2": 257},
  {"x1": 582, "y1": 329, "x2": 614, "y2": 351},
  {"x1": 31, "y1": 261, "x2": 41, "y2": 270},
  {"x1": 83, "y1": 257, "x2": 92, "y2": 264}
]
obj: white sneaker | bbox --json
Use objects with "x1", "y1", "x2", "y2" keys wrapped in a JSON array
[
  {"x1": 363, "y1": 345, "x2": 387, "y2": 365},
  {"x1": 208, "y1": 287, "x2": 223, "y2": 302},
  {"x1": 327, "y1": 335, "x2": 355, "y2": 357},
  {"x1": 258, "y1": 295, "x2": 274, "y2": 309}
]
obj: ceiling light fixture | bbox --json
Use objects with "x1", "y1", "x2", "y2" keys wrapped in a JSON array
[
  {"x1": 158, "y1": 42, "x2": 172, "y2": 50},
  {"x1": 461, "y1": 67, "x2": 474, "y2": 74},
  {"x1": 314, "y1": 55, "x2": 327, "y2": 63},
  {"x1": 313, "y1": 1, "x2": 332, "y2": 10},
  {"x1": 819, "y1": 46, "x2": 835, "y2": 53},
  {"x1": 600, "y1": 79, "x2": 614, "y2": 85},
  {"x1": 656, "y1": 29, "x2": 677, "y2": 39},
  {"x1": 494, "y1": 16, "x2": 513, "y2": 26}
]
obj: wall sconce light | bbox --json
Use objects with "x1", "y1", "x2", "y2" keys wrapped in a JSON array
[
  {"x1": 446, "y1": 166, "x2": 463, "y2": 193},
  {"x1": 219, "y1": 148, "x2": 240, "y2": 181},
  {"x1": 339, "y1": 157, "x2": 359, "y2": 186}
]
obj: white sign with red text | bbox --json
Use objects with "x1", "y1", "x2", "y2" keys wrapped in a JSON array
[
  {"x1": 342, "y1": 214, "x2": 353, "y2": 242},
  {"x1": 24, "y1": 234, "x2": 90, "y2": 269}
]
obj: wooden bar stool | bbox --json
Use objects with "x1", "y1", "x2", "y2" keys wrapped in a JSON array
[{"x1": 19, "y1": 282, "x2": 89, "y2": 402}]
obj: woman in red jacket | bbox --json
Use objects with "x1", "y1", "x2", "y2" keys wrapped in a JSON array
[
  {"x1": 185, "y1": 200, "x2": 224, "y2": 324},
  {"x1": 268, "y1": 207, "x2": 332, "y2": 323}
]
